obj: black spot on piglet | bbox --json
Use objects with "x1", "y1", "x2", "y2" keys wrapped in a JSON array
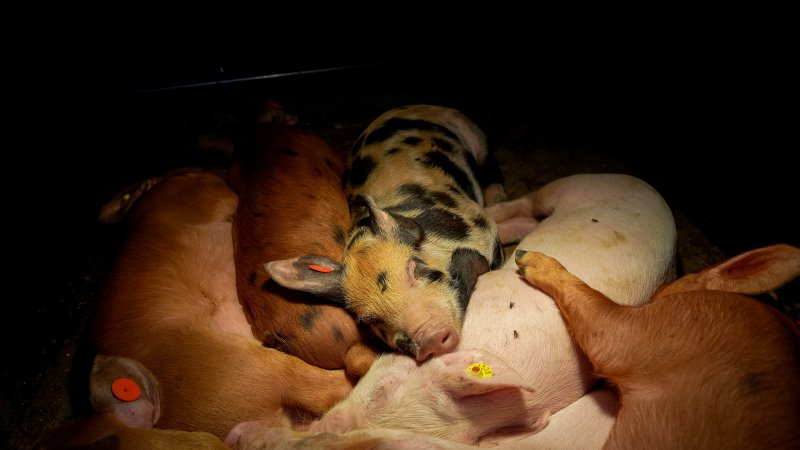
[
  {"x1": 448, "y1": 248, "x2": 490, "y2": 311},
  {"x1": 349, "y1": 155, "x2": 377, "y2": 188},
  {"x1": 415, "y1": 208, "x2": 470, "y2": 241},
  {"x1": 300, "y1": 306, "x2": 323, "y2": 330}
]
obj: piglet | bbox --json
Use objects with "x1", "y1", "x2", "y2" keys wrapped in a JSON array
[
  {"x1": 90, "y1": 168, "x2": 353, "y2": 440},
  {"x1": 266, "y1": 105, "x2": 507, "y2": 362},
  {"x1": 516, "y1": 244, "x2": 800, "y2": 449},
  {"x1": 229, "y1": 117, "x2": 378, "y2": 378},
  {"x1": 227, "y1": 387, "x2": 617, "y2": 449},
  {"x1": 230, "y1": 173, "x2": 677, "y2": 447}
]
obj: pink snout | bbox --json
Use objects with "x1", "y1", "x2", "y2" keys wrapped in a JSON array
[{"x1": 415, "y1": 326, "x2": 460, "y2": 361}]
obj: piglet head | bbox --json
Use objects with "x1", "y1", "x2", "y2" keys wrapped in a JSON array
[
  {"x1": 340, "y1": 240, "x2": 462, "y2": 361},
  {"x1": 265, "y1": 194, "x2": 465, "y2": 360}
]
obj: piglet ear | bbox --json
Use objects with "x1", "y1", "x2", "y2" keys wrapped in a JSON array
[
  {"x1": 90, "y1": 355, "x2": 161, "y2": 429},
  {"x1": 264, "y1": 255, "x2": 345, "y2": 303},
  {"x1": 436, "y1": 350, "x2": 536, "y2": 398},
  {"x1": 435, "y1": 350, "x2": 550, "y2": 442},
  {"x1": 351, "y1": 194, "x2": 423, "y2": 246},
  {"x1": 98, "y1": 176, "x2": 163, "y2": 225},
  {"x1": 702, "y1": 244, "x2": 800, "y2": 294},
  {"x1": 658, "y1": 244, "x2": 800, "y2": 297}
]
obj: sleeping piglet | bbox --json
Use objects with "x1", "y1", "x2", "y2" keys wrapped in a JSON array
[
  {"x1": 228, "y1": 173, "x2": 677, "y2": 447},
  {"x1": 517, "y1": 243, "x2": 800, "y2": 449}
]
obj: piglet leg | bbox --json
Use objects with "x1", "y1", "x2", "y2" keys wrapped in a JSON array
[{"x1": 515, "y1": 250, "x2": 633, "y2": 375}]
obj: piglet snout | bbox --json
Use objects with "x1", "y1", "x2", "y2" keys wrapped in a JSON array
[{"x1": 416, "y1": 326, "x2": 460, "y2": 361}]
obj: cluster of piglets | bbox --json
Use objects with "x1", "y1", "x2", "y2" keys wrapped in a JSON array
[{"x1": 37, "y1": 104, "x2": 800, "y2": 450}]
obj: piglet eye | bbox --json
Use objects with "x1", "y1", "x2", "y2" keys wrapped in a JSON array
[
  {"x1": 360, "y1": 316, "x2": 387, "y2": 339},
  {"x1": 359, "y1": 315, "x2": 379, "y2": 325},
  {"x1": 371, "y1": 323, "x2": 388, "y2": 341}
]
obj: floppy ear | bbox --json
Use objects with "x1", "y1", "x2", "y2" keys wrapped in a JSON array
[
  {"x1": 433, "y1": 350, "x2": 549, "y2": 439},
  {"x1": 264, "y1": 255, "x2": 345, "y2": 303},
  {"x1": 98, "y1": 176, "x2": 163, "y2": 225},
  {"x1": 435, "y1": 350, "x2": 536, "y2": 398},
  {"x1": 351, "y1": 194, "x2": 423, "y2": 246},
  {"x1": 702, "y1": 244, "x2": 800, "y2": 294},
  {"x1": 660, "y1": 244, "x2": 800, "y2": 297},
  {"x1": 90, "y1": 355, "x2": 161, "y2": 429}
]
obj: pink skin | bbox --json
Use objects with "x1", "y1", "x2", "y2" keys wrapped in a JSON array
[
  {"x1": 309, "y1": 349, "x2": 545, "y2": 443},
  {"x1": 308, "y1": 353, "x2": 418, "y2": 433},
  {"x1": 227, "y1": 389, "x2": 617, "y2": 450}
]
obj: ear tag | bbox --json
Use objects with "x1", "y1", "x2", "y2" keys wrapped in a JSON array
[
  {"x1": 466, "y1": 362, "x2": 493, "y2": 379},
  {"x1": 111, "y1": 377, "x2": 141, "y2": 402},
  {"x1": 122, "y1": 193, "x2": 131, "y2": 202},
  {"x1": 308, "y1": 264, "x2": 333, "y2": 273}
]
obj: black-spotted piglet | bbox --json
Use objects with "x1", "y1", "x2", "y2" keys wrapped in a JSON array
[{"x1": 267, "y1": 105, "x2": 505, "y2": 361}]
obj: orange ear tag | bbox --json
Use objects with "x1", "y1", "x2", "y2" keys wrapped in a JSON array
[
  {"x1": 112, "y1": 377, "x2": 141, "y2": 402},
  {"x1": 308, "y1": 264, "x2": 333, "y2": 273}
]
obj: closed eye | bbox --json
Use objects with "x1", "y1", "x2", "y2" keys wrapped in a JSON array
[
  {"x1": 359, "y1": 314, "x2": 380, "y2": 325},
  {"x1": 359, "y1": 316, "x2": 387, "y2": 341}
]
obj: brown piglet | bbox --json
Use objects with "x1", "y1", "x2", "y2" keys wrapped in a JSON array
[
  {"x1": 228, "y1": 120, "x2": 379, "y2": 378},
  {"x1": 89, "y1": 168, "x2": 353, "y2": 440},
  {"x1": 516, "y1": 244, "x2": 800, "y2": 449}
]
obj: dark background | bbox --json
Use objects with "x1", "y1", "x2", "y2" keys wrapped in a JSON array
[{"x1": 4, "y1": 29, "x2": 797, "y2": 448}]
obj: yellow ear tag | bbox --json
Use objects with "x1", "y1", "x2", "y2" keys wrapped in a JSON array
[
  {"x1": 466, "y1": 362, "x2": 493, "y2": 379},
  {"x1": 122, "y1": 193, "x2": 131, "y2": 202}
]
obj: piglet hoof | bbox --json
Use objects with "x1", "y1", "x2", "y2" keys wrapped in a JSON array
[
  {"x1": 515, "y1": 250, "x2": 543, "y2": 282},
  {"x1": 515, "y1": 251, "x2": 568, "y2": 292},
  {"x1": 515, "y1": 249, "x2": 545, "y2": 270}
]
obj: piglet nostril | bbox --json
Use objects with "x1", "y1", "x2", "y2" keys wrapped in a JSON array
[
  {"x1": 438, "y1": 328, "x2": 459, "y2": 354},
  {"x1": 416, "y1": 327, "x2": 460, "y2": 361}
]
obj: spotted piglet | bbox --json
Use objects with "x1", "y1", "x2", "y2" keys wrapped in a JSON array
[{"x1": 267, "y1": 105, "x2": 505, "y2": 361}]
